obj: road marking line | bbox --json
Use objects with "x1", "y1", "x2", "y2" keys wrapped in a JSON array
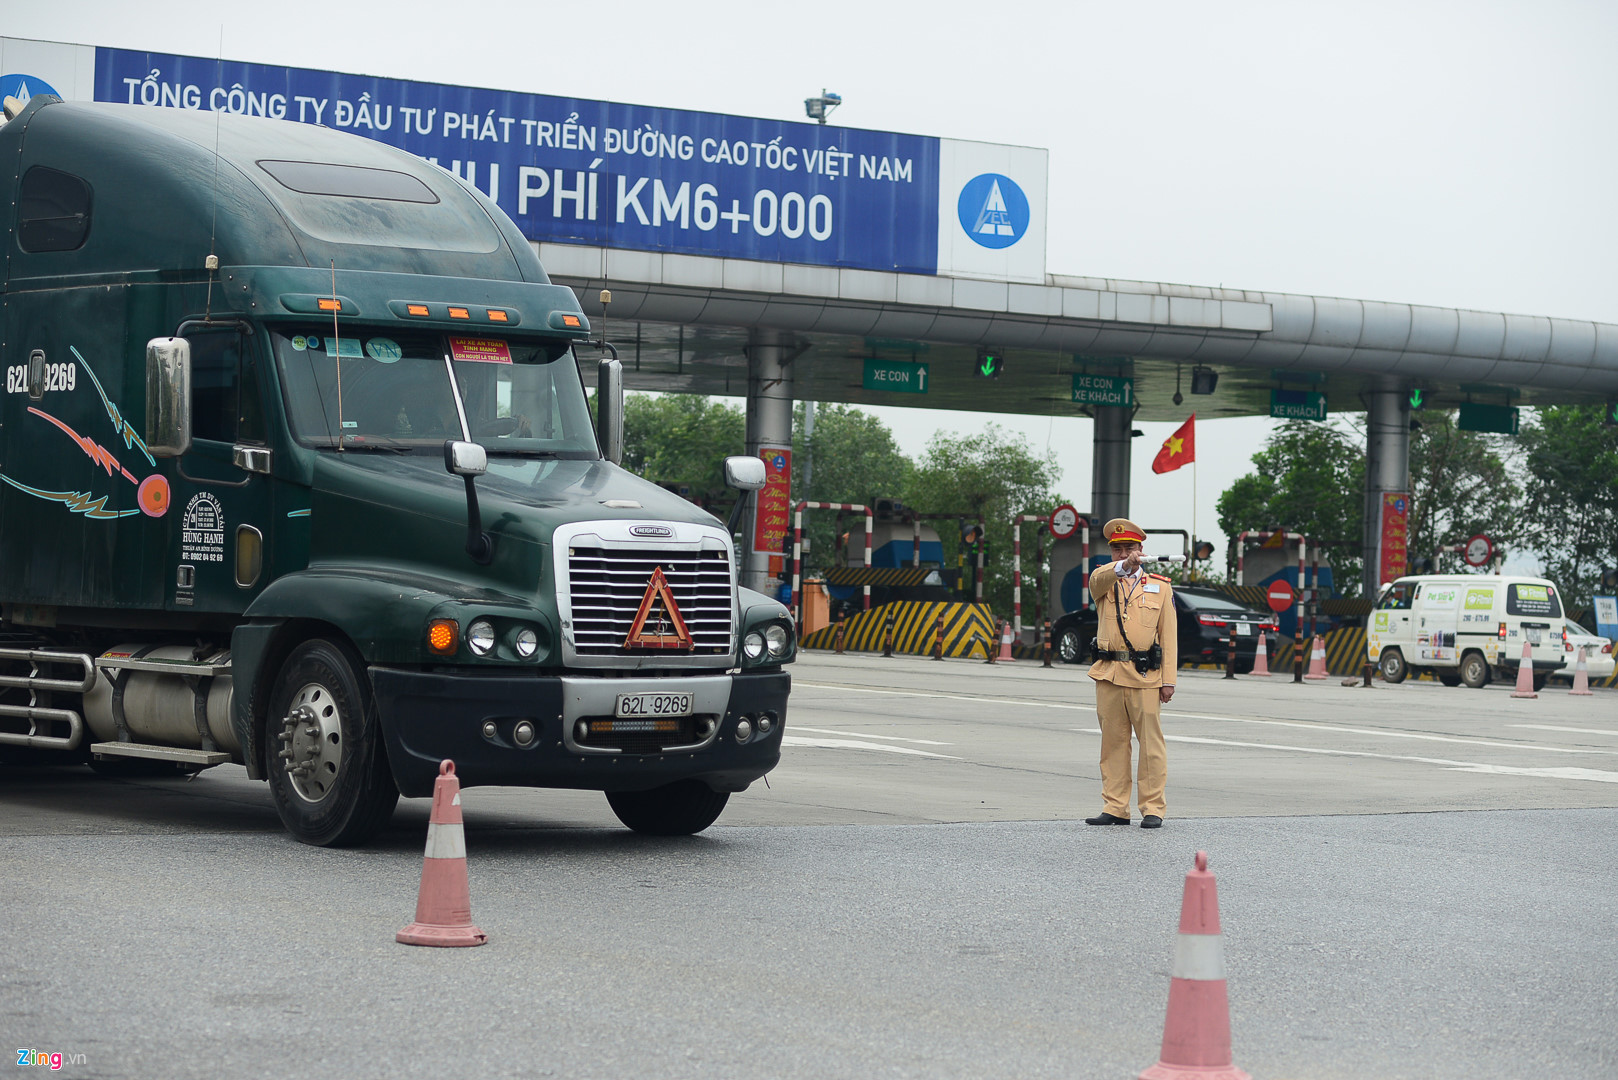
[
  {"x1": 795, "y1": 681, "x2": 1093, "y2": 712},
  {"x1": 781, "y1": 736, "x2": 961, "y2": 760},
  {"x1": 792, "y1": 726, "x2": 952, "y2": 746},
  {"x1": 1161, "y1": 712, "x2": 1617, "y2": 756},
  {"x1": 1074, "y1": 729, "x2": 1618, "y2": 784},
  {"x1": 1512, "y1": 724, "x2": 1618, "y2": 737},
  {"x1": 798, "y1": 682, "x2": 1607, "y2": 756}
]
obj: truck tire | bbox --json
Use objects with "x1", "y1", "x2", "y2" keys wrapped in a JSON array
[
  {"x1": 1377, "y1": 648, "x2": 1408, "y2": 684},
  {"x1": 263, "y1": 638, "x2": 398, "y2": 847},
  {"x1": 1460, "y1": 651, "x2": 1490, "y2": 688},
  {"x1": 1056, "y1": 626, "x2": 1085, "y2": 665},
  {"x1": 606, "y1": 780, "x2": 729, "y2": 836},
  {"x1": 1532, "y1": 671, "x2": 1549, "y2": 693}
]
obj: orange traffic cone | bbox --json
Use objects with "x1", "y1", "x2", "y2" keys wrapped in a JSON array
[
  {"x1": 997, "y1": 619, "x2": 1017, "y2": 662},
  {"x1": 1510, "y1": 641, "x2": 1537, "y2": 699},
  {"x1": 1569, "y1": 646, "x2": 1593, "y2": 696},
  {"x1": 398, "y1": 759, "x2": 487, "y2": 948},
  {"x1": 1303, "y1": 635, "x2": 1328, "y2": 680},
  {"x1": 1139, "y1": 851, "x2": 1249, "y2": 1080},
  {"x1": 1248, "y1": 631, "x2": 1271, "y2": 677}
]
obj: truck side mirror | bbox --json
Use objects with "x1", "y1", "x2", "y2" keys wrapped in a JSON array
[
  {"x1": 724, "y1": 456, "x2": 767, "y2": 491},
  {"x1": 596, "y1": 355, "x2": 623, "y2": 464},
  {"x1": 443, "y1": 440, "x2": 487, "y2": 477},
  {"x1": 145, "y1": 337, "x2": 191, "y2": 457}
]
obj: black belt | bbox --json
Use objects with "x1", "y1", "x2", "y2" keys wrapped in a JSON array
[{"x1": 1095, "y1": 649, "x2": 1137, "y2": 662}]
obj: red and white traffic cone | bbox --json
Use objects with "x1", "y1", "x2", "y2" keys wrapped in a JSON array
[
  {"x1": 1304, "y1": 635, "x2": 1329, "y2": 680},
  {"x1": 1248, "y1": 632, "x2": 1271, "y2": 677},
  {"x1": 1569, "y1": 646, "x2": 1593, "y2": 696},
  {"x1": 997, "y1": 619, "x2": 1017, "y2": 662},
  {"x1": 1510, "y1": 641, "x2": 1538, "y2": 699},
  {"x1": 1139, "y1": 851, "x2": 1249, "y2": 1080},
  {"x1": 398, "y1": 759, "x2": 487, "y2": 948}
]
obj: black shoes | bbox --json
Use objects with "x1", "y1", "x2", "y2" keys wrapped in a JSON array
[
  {"x1": 1084, "y1": 812, "x2": 1131, "y2": 826},
  {"x1": 1140, "y1": 815, "x2": 1163, "y2": 829}
]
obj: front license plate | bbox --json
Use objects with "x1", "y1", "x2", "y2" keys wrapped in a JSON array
[
  {"x1": 615, "y1": 692, "x2": 694, "y2": 719},
  {"x1": 1233, "y1": 622, "x2": 1251, "y2": 636}
]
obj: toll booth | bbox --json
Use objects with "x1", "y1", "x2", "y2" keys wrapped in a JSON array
[{"x1": 1237, "y1": 538, "x2": 1337, "y2": 639}]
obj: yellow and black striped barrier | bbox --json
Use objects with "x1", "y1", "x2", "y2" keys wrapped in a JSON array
[
  {"x1": 801, "y1": 601, "x2": 1000, "y2": 659},
  {"x1": 822, "y1": 567, "x2": 936, "y2": 587}
]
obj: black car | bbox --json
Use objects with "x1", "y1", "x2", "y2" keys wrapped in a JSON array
[{"x1": 1051, "y1": 586, "x2": 1279, "y2": 672}]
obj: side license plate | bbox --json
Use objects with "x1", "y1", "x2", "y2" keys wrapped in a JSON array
[{"x1": 615, "y1": 692, "x2": 694, "y2": 719}]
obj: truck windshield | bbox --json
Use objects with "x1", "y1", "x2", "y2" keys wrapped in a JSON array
[{"x1": 271, "y1": 327, "x2": 598, "y2": 457}]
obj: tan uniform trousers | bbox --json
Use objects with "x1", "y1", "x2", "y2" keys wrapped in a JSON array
[{"x1": 1095, "y1": 680, "x2": 1166, "y2": 819}]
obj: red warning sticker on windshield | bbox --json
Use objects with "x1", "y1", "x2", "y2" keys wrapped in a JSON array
[{"x1": 449, "y1": 337, "x2": 512, "y2": 364}]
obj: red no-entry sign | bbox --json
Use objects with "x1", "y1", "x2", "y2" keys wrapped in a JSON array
[{"x1": 1266, "y1": 580, "x2": 1295, "y2": 612}]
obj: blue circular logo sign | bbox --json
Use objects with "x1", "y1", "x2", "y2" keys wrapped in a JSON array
[
  {"x1": 0, "y1": 74, "x2": 63, "y2": 106},
  {"x1": 957, "y1": 173, "x2": 1030, "y2": 249}
]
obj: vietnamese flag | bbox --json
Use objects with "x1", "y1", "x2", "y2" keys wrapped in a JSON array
[{"x1": 1152, "y1": 414, "x2": 1195, "y2": 474}]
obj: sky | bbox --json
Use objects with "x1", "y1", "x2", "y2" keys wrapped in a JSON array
[{"x1": 8, "y1": 0, "x2": 1615, "y2": 570}]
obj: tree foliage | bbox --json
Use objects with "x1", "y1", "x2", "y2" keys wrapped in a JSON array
[
  {"x1": 790, "y1": 403, "x2": 913, "y2": 575},
  {"x1": 1406, "y1": 413, "x2": 1521, "y2": 569},
  {"x1": 621, "y1": 393, "x2": 745, "y2": 503},
  {"x1": 1215, "y1": 421, "x2": 1366, "y2": 594},
  {"x1": 1515, "y1": 404, "x2": 1618, "y2": 611},
  {"x1": 908, "y1": 424, "x2": 1065, "y2": 615}
]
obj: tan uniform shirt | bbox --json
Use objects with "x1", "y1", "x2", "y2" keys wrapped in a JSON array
[{"x1": 1086, "y1": 562, "x2": 1178, "y2": 690}]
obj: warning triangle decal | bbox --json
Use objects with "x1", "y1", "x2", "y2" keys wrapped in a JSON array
[{"x1": 623, "y1": 566, "x2": 694, "y2": 650}]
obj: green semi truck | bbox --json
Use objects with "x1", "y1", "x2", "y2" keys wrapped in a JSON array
[{"x1": 0, "y1": 95, "x2": 794, "y2": 845}]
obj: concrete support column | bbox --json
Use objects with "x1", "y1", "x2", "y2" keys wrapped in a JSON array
[
  {"x1": 1363, "y1": 376, "x2": 1411, "y2": 599},
  {"x1": 1090, "y1": 406, "x2": 1133, "y2": 540},
  {"x1": 743, "y1": 328, "x2": 793, "y2": 595}
]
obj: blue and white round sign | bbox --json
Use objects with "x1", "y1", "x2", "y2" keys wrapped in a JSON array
[
  {"x1": 957, "y1": 173, "x2": 1030, "y2": 250},
  {"x1": 0, "y1": 74, "x2": 62, "y2": 107}
]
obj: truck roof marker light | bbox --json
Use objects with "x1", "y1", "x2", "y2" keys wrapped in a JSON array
[
  {"x1": 561, "y1": 314, "x2": 581, "y2": 327},
  {"x1": 318, "y1": 298, "x2": 342, "y2": 312},
  {"x1": 406, "y1": 304, "x2": 430, "y2": 317},
  {"x1": 428, "y1": 619, "x2": 459, "y2": 655},
  {"x1": 487, "y1": 309, "x2": 509, "y2": 323},
  {"x1": 449, "y1": 307, "x2": 471, "y2": 320}
]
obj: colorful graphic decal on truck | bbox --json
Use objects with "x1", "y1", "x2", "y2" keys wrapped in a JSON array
[{"x1": 0, "y1": 348, "x2": 170, "y2": 520}]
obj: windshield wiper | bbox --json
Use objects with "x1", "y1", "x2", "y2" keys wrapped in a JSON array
[{"x1": 333, "y1": 435, "x2": 412, "y2": 453}]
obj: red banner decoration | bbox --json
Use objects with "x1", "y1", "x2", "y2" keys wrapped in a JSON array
[
  {"x1": 1151, "y1": 414, "x2": 1195, "y2": 474},
  {"x1": 751, "y1": 447, "x2": 792, "y2": 557},
  {"x1": 1377, "y1": 492, "x2": 1409, "y2": 586}
]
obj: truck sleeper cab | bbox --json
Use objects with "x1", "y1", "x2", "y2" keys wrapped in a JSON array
[{"x1": 0, "y1": 97, "x2": 793, "y2": 845}]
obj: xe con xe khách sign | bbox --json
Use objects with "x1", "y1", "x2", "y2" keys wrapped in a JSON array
[
  {"x1": 83, "y1": 47, "x2": 1042, "y2": 279},
  {"x1": 862, "y1": 360, "x2": 929, "y2": 394}
]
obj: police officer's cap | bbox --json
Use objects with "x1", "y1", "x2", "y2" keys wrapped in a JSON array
[{"x1": 1103, "y1": 518, "x2": 1146, "y2": 546}]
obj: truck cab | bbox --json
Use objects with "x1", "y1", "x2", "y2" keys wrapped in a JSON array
[{"x1": 0, "y1": 97, "x2": 793, "y2": 844}]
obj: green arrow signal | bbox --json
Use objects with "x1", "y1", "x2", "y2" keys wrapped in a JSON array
[
  {"x1": 980, "y1": 357, "x2": 995, "y2": 376},
  {"x1": 1408, "y1": 388, "x2": 1424, "y2": 409}
]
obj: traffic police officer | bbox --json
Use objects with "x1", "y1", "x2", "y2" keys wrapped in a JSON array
[{"x1": 1084, "y1": 518, "x2": 1177, "y2": 829}]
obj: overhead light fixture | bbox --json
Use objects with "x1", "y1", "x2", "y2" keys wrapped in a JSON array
[{"x1": 1190, "y1": 366, "x2": 1218, "y2": 395}]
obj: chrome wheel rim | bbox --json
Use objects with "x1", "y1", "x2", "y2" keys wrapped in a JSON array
[{"x1": 277, "y1": 683, "x2": 343, "y2": 803}]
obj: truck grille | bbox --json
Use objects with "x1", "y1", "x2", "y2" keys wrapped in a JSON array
[{"x1": 568, "y1": 547, "x2": 733, "y2": 656}]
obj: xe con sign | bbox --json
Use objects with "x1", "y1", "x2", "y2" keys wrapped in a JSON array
[
  {"x1": 1270, "y1": 390, "x2": 1327, "y2": 421},
  {"x1": 863, "y1": 359, "x2": 929, "y2": 394},
  {"x1": 1071, "y1": 374, "x2": 1133, "y2": 406}
]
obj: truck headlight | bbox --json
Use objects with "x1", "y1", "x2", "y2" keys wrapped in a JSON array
[
  {"x1": 514, "y1": 626, "x2": 539, "y2": 658},
  {"x1": 764, "y1": 623, "x2": 790, "y2": 659},
  {"x1": 467, "y1": 619, "x2": 496, "y2": 656},
  {"x1": 743, "y1": 631, "x2": 766, "y2": 661}
]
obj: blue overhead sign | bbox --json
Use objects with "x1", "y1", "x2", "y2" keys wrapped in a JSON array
[{"x1": 93, "y1": 48, "x2": 946, "y2": 275}]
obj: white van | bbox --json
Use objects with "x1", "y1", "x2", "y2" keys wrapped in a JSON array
[{"x1": 1367, "y1": 575, "x2": 1568, "y2": 689}]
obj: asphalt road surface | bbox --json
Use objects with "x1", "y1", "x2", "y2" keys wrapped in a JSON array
[{"x1": 4, "y1": 653, "x2": 1615, "y2": 1079}]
